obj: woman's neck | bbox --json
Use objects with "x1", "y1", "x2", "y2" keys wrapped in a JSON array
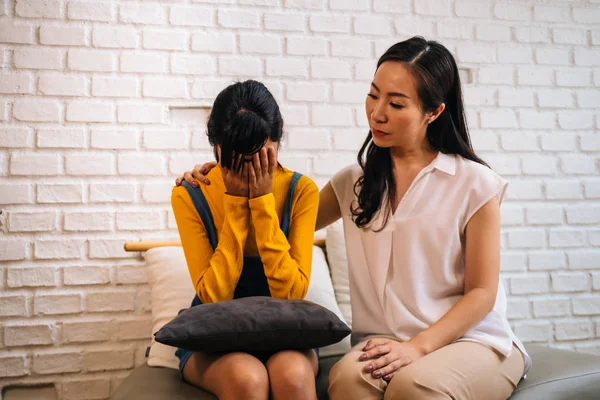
[{"x1": 390, "y1": 142, "x2": 438, "y2": 172}]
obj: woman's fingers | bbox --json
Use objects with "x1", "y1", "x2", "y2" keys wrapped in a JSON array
[
  {"x1": 267, "y1": 146, "x2": 277, "y2": 175},
  {"x1": 359, "y1": 344, "x2": 390, "y2": 361},
  {"x1": 200, "y1": 161, "x2": 217, "y2": 174},
  {"x1": 191, "y1": 165, "x2": 210, "y2": 185},
  {"x1": 183, "y1": 171, "x2": 197, "y2": 187},
  {"x1": 373, "y1": 359, "x2": 408, "y2": 379},
  {"x1": 362, "y1": 339, "x2": 388, "y2": 352}
]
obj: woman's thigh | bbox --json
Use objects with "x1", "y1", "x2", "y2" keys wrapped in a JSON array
[
  {"x1": 182, "y1": 351, "x2": 269, "y2": 397},
  {"x1": 328, "y1": 337, "x2": 392, "y2": 400},
  {"x1": 385, "y1": 342, "x2": 524, "y2": 400}
]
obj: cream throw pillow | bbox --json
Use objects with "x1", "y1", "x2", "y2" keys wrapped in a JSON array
[
  {"x1": 325, "y1": 220, "x2": 352, "y2": 327},
  {"x1": 145, "y1": 245, "x2": 350, "y2": 369}
]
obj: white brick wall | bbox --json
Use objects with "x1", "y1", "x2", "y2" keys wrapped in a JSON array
[{"x1": 0, "y1": 0, "x2": 599, "y2": 397}]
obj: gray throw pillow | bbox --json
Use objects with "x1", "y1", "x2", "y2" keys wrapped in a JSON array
[{"x1": 154, "y1": 296, "x2": 351, "y2": 353}]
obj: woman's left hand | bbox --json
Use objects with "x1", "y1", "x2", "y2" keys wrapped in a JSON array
[
  {"x1": 249, "y1": 147, "x2": 277, "y2": 199},
  {"x1": 359, "y1": 339, "x2": 425, "y2": 382}
]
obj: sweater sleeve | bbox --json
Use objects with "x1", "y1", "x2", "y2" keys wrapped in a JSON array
[
  {"x1": 248, "y1": 177, "x2": 319, "y2": 300},
  {"x1": 171, "y1": 186, "x2": 251, "y2": 303}
]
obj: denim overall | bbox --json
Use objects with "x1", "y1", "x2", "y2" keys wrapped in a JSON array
[{"x1": 175, "y1": 172, "x2": 305, "y2": 377}]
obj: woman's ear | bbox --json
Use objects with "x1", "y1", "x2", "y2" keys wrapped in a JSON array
[
  {"x1": 281, "y1": 119, "x2": 285, "y2": 130},
  {"x1": 428, "y1": 103, "x2": 445, "y2": 124}
]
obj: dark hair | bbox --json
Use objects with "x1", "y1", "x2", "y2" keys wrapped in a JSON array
[
  {"x1": 207, "y1": 80, "x2": 283, "y2": 171},
  {"x1": 352, "y1": 36, "x2": 488, "y2": 231}
]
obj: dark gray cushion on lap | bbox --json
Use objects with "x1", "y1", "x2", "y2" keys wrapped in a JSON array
[{"x1": 155, "y1": 296, "x2": 351, "y2": 354}]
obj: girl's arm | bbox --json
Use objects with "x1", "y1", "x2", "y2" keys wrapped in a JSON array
[
  {"x1": 250, "y1": 177, "x2": 319, "y2": 300},
  {"x1": 171, "y1": 166, "x2": 251, "y2": 304},
  {"x1": 409, "y1": 196, "x2": 501, "y2": 354}
]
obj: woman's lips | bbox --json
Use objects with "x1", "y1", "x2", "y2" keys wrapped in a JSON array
[{"x1": 372, "y1": 129, "x2": 389, "y2": 138}]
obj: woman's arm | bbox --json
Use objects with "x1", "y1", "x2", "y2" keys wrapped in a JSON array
[
  {"x1": 409, "y1": 196, "x2": 501, "y2": 354},
  {"x1": 316, "y1": 182, "x2": 342, "y2": 231},
  {"x1": 250, "y1": 177, "x2": 320, "y2": 300}
]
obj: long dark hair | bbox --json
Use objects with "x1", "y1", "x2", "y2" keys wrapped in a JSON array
[
  {"x1": 352, "y1": 36, "x2": 488, "y2": 231},
  {"x1": 207, "y1": 80, "x2": 283, "y2": 171}
]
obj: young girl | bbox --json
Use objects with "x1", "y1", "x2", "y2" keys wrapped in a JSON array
[
  {"x1": 171, "y1": 80, "x2": 320, "y2": 400},
  {"x1": 178, "y1": 37, "x2": 531, "y2": 400}
]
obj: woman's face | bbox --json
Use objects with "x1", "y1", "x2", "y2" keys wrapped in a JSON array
[{"x1": 365, "y1": 61, "x2": 432, "y2": 150}]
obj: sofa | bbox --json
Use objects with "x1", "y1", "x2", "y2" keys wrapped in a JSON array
[{"x1": 112, "y1": 225, "x2": 600, "y2": 400}]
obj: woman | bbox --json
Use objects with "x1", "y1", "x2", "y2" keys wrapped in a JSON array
[
  {"x1": 172, "y1": 80, "x2": 320, "y2": 400},
  {"x1": 178, "y1": 37, "x2": 531, "y2": 400}
]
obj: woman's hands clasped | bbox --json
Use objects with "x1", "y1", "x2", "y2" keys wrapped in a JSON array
[{"x1": 359, "y1": 338, "x2": 425, "y2": 382}]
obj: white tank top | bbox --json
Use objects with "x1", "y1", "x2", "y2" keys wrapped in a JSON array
[{"x1": 331, "y1": 152, "x2": 531, "y2": 376}]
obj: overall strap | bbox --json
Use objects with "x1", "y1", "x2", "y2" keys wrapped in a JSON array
[
  {"x1": 280, "y1": 172, "x2": 302, "y2": 238},
  {"x1": 181, "y1": 181, "x2": 218, "y2": 251}
]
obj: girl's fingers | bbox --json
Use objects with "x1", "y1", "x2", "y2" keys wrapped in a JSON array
[
  {"x1": 252, "y1": 152, "x2": 262, "y2": 177},
  {"x1": 243, "y1": 162, "x2": 249, "y2": 184},
  {"x1": 260, "y1": 147, "x2": 269, "y2": 175},
  {"x1": 267, "y1": 147, "x2": 277, "y2": 175},
  {"x1": 248, "y1": 161, "x2": 256, "y2": 187},
  {"x1": 235, "y1": 154, "x2": 244, "y2": 173}
]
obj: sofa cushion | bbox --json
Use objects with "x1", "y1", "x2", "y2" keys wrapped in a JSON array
[
  {"x1": 111, "y1": 355, "x2": 342, "y2": 400},
  {"x1": 111, "y1": 345, "x2": 600, "y2": 400},
  {"x1": 509, "y1": 345, "x2": 600, "y2": 400},
  {"x1": 325, "y1": 221, "x2": 352, "y2": 327}
]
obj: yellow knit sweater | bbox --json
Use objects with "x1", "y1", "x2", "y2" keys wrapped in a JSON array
[{"x1": 171, "y1": 166, "x2": 319, "y2": 304}]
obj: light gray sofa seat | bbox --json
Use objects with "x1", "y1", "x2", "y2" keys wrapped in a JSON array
[{"x1": 111, "y1": 345, "x2": 600, "y2": 400}]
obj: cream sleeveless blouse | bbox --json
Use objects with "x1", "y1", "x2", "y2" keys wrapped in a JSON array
[{"x1": 330, "y1": 152, "x2": 531, "y2": 376}]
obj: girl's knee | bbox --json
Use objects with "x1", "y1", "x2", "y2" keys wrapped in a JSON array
[
  {"x1": 227, "y1": 364, "x2": 270, "y2": 394},
  {"x1": 267, "y1": 351, "x2": 316, "y2": 396}
]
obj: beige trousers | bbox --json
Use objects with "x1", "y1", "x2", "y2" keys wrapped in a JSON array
[{"x1": 328, "y1": 336, "x2": 524, "y2": 400}]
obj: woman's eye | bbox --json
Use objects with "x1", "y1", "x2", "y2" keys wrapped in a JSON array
[
  {"x1": 390, "y1": 103, "x2": 403, "y2": 109},
  {"x1": 367, "y1": 93, "x2": 377, "y2": 99}
]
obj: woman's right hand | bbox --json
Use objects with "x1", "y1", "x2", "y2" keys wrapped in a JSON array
[{"x1": 175, "y1": 161, "x2": 217, "y2": 187}]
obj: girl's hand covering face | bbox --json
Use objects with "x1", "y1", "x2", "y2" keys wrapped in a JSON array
[
  {"x1": 249, "y1": 147, "x2": 277, "y2": 199},
  {"x1": 175, "y1": 146, "x2": 277, "y2": 199},
  {"x1": 221, "y1": 155, "x2": 250, "y2": 197}
]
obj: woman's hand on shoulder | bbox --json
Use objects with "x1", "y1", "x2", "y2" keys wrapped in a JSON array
[
  {"x1": 174, "y1": 162, "x2": 217, "y2": 187},
  {"x1": 359, "y1": 338, "x2": 425, "y2": 382}
]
